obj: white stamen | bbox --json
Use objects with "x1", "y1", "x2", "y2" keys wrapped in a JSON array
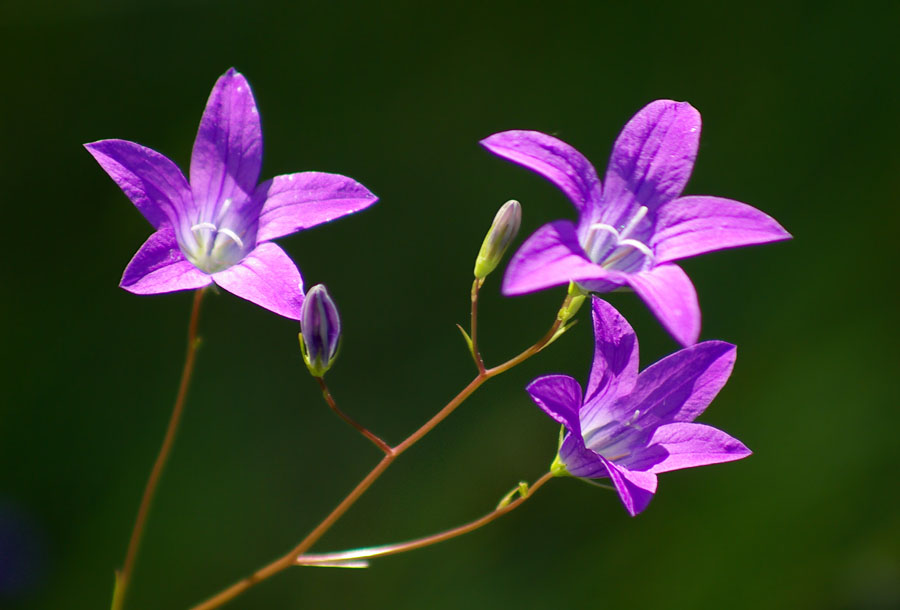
[
  {"x1": 191, "y1": 222, "x2": 217, "y2": 232},
  {"x1": 217, "y1": 228, "x2": 245, "y2": 249},
  {"x1": 618, "y1": 206, "x2": 648, "y2": 241},
  {"x1": 618, "y1": 239, "x2": 652, "y2": 257},
  {"x1": 588, "y1": 222, "x2": 619, "y2": 236},
  {"x1": 602, "y1": 239, "x2": 653, "y2": 268},
  {"x1": 583, "y1": 223, "x2": 619, "y2": 259}
]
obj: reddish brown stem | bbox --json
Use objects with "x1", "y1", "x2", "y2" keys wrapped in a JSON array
[
  {"x1": 470, "y1": 278, "x2": 486, "y2": 373},
  {"x1": 113, "y1": 288, "x2": 205, "y2": 610},
  {"x1": 189, "y1": 292, "x2": 573, "y2": 610},
  {"x1": 297, "y1": 471, "x2": 555, "y2": 566},
  {"x1": 317, "y1": 377, "x2": 392, "y2": 455}
]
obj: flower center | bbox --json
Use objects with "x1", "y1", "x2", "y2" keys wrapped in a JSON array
[
  {"x1": 581, "y1": 206, "x2": 653, "y2": 273},
  {"x1": 182, "y1": 198, "x2": 249, "y2": 273},
  {"x1": 581, "y1": 409, "x2": 643, "y2": 464}
]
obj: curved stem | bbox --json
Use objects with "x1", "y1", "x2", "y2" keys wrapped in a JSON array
[
  {"x1": 297, "y1": 471, "x2": 554, "y2": 566},
  {"x1": 113, "y1": 288, "x2": 205, "y2": 610},
  {"x1": 189, "y1": 292, "x2": 574, "y2": 610},
  {"x1": 316, "y1": 377, "x2": 392, "y2": 455},
  {"x1": 189, "y1": 455, "x2": 393, "y2": 610},
  {"x1": 488, "y1": 298, "x2": 571, "y2": 377}
]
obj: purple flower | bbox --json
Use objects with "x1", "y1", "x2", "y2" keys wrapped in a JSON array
[
  {"x1": 481, "y1": 100, "x2": 791, "y2": 345},
  {"x1": 86, "y1": 68, "x2": 377, "y2": 319},
  {"x1": 527, "y1": 297, "x2": 750, "y2": 516}
]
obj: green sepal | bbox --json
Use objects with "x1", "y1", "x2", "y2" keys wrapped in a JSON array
[
  {"x1": 550, "y1": 453, "x2": 569, "y2": 477},
  {"x1": 455, "y1": 324, "x2": 476, "y2": 361},
  {"x1": 558, "y1": 281, "x2": 588, "y2": 323},
  {"x1": 111, "y1": 571, "x2": 124, "y2": 610},
  {"x1": 495, "y1": 480, "x2": 530, "y2": 509},
  {"x1": 299, "y1": 331, "x2": 332, "y2": 378},
  {"x1": 542, "y1": 319, "x2": 578, "y2": 351},
  {"x1": 550, "y1": 425, "x2": 570, "y2": 477},
  {"x1": 578, "y1": 477, "x2": 615, "y2": 491}
]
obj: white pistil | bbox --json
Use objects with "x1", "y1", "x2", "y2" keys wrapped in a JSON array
[
  {"x1": 216, "y1": 197, "x2": 233, "y2": 224},
  {"x1": 622, "y1": 409, "x2": 642, "y2": 429},
  {"x1": 617, "y1": 205, "x2": 648, "y2": 241}
]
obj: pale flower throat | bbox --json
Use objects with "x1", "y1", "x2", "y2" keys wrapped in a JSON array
[
  {"x1": 581, "y1": 408, "x2": 644, "y2": 463},
  {"x1": 580, "y1": 205, "x2": 653, "y2": 273},
  {"x1": 183, "y1": 197, "x2": 250, "y2": 273}
]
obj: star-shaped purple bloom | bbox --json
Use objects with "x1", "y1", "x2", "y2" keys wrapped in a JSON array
[
  {"x1": 481, "y1": 100, "x2": 791, "y2": 345},
  {"x1": 527, "y1": 297, "x2": 750, "y2": 516},
  {"x1": 86, "y1": 68, "x2": 377, "y2": 319}
]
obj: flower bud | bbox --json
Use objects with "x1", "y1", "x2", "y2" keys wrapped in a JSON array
[
  {"x1": 474, "y1": 199, "x2": 522, "y2": 279},
  {"x1": 299, "y1": 284, "x2": 341, "y2": 377}
]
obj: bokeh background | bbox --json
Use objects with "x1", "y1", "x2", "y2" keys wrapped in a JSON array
[{"x1": 2, "y1": 1, "x2": 898, "y2": 608}]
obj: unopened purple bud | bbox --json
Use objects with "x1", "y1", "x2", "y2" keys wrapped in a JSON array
[
  {"x1": 474, "y1": 199, "x2": 522, "y2": 279},
  {"x1": 299, "y1": 284, "x2": 341, "y2": 377}
]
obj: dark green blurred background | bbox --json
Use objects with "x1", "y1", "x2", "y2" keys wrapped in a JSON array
[{"x1": 2, "y1": 1, "x2": 898, "y2": 608}]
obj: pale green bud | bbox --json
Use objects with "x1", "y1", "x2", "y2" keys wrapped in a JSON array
[{"x1": 474, "y1": 199, "x2": 522, "y2": 279}]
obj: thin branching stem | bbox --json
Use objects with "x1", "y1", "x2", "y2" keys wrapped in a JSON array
[
  {"x1": 189, "y1": 291, "x2": 574, "y2": 610},
  {"x1": 470, "y1": 278, "x2": 486, "y2": 373},
  {"x1": 296, "y1": 471, "x2": 555, "y2": 566},
  {"x1": 113, "y1": 288, "x2": 206, "y2": 610},
  {"x1": 316, "y1": 377, "x2": 392, "y2": 455}
]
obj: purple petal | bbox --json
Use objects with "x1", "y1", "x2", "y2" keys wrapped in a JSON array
[
  {"x1": 120, "y1": 227, "x2": 212, "y2": 294},
  {"x1": 255, "y1": 172, "x2": 379, "y2": 243},
  {"x1": 584, "y1": 298, "x2": 640, "y2": 406},
  {"x1": 652, "y1": 196, "x2": 792, "y2": 264},
  {"x1": 502, "y1": 221, "x2": 623, "y2": 296},
  {"x1": 190, "y1": 68, "x2": 262, "y2": 221},
  {"x1": 601, "y1": 101, "x2": 701, "y2": 226},
  {"x1": 211, "y1": 242, "x2": 305, "y2": 319},
  {"x1": 480, "y1": 130, "x2": 602, "y2": 213},
  {"x1": 625, "y1": 263, "x2": 700, "y2": 347},
  {"x1": 85, "y1": 139, "x2": 194, "y2": 233},
  {"x1": 599, "y1": 456, "x2": 657, "y2": 516},
  {"x1": 526, "y1": 374, "x2": 583, "y2": 433},
  {"x1": 626, "y1": 341, "x2": 736, "y2": 429},
  {"x1": 645, "y1": 422, "x2": 751, "y2": 474},
  {"x1": 558, "y1": 433, "x2": 608, "y2": 479}
]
